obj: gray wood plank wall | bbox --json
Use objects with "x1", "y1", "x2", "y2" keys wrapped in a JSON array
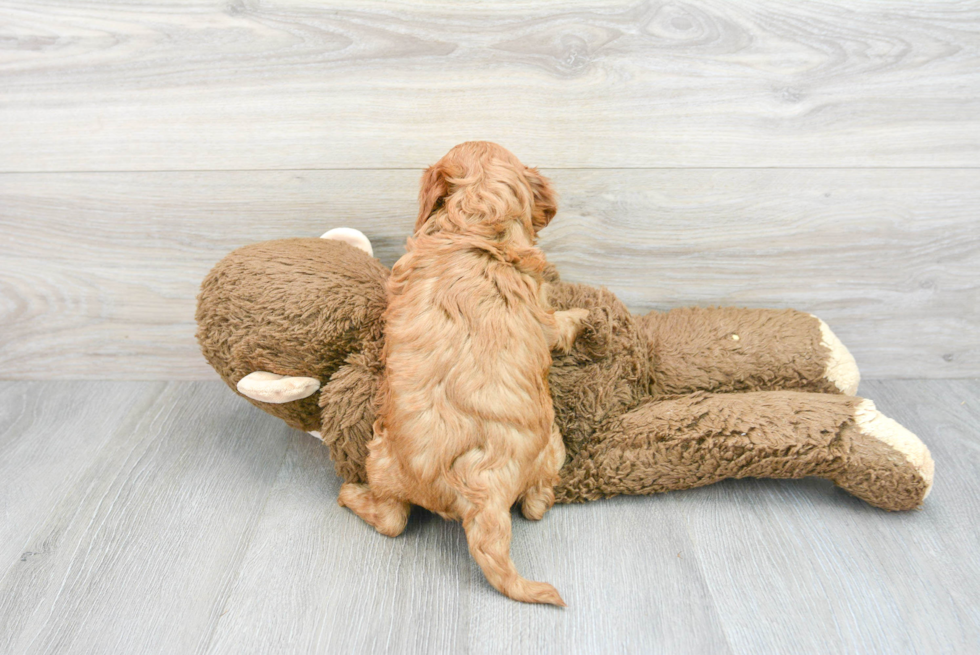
[{"x1": 0, "y1": 1, "x2": 977, "y2": 379}]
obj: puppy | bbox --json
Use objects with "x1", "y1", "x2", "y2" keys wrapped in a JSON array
[{"x1": 338, "y1": 142, "x2": 588, "y2": 606}]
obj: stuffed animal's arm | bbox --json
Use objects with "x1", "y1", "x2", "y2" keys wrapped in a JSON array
[
  {"x1": 637, "y1": 307, "x2": 860, "y2": 396},
  {"x1": 554, "y1": 390, "x2": 933, "y2": 511},
  {"x1": 316, "y1": 349, "x2": 382, "y2": 485}
]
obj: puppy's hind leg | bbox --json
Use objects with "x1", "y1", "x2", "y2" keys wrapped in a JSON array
[
  {"x1": 338, "y1": 483, "x2": 410, "y2": 537},
  {"x1": 463, "y1": 500, "x2": 565, "y2": 606},
  {"x1": 340, "y1": 422, "x2": 412, "y2": 537},
  {"x1": 521, "y1": 422, "x2": 566, "y2": 521},
  {"x1": 520, "y1": 484, "x2": 554, "y2": 522}
]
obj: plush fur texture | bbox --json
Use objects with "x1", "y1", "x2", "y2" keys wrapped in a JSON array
[
  {"x1": 555, "y1": 390, "x2": 859, "y2": 502},
  {"x1": 641, "y1": 307, "x2": 841, "y2": 396},
  {"x1": 196, "y1": 148, "x2": 936, "y2": 603},
  {"x1": 341, "y1": 143, "x2": 586, "y2": 606},
  {"x1": 198, "y1": 238, "x2": 934, "y2": 514},
  {"x1": 196, "y1": 238, "x2": 389, "y2": 432}
]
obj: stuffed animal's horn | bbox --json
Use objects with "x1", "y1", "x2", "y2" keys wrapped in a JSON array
[
  {"x1": 236, "y1": 371, "x2": 320, "y2": 404},
  {"x1": 320, "y1": 227, "x2": 373, "y2": 257}
]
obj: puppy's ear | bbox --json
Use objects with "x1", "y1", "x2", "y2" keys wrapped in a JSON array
[
  {"x1": 416, "y1": 163, "x2": 451, "y2": 233},
  {"x1": 526, "y1": 167, "x2": 557, "y2": 232}
]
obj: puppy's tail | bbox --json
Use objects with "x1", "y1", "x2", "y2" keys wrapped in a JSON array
[{"x1": 463, "y1": 503, "x2": 565, "y2": 607}]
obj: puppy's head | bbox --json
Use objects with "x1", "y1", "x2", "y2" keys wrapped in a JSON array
[{"x1": 415, "y1": 142, "x2": 557, "y2": 239}]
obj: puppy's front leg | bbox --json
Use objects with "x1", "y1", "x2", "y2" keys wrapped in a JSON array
[
  {"x1": 543, "y1": 308, "x2": 590, "y2": 354},
  {"x1": 537, "y1": 282, "x2": 589, "y2": 353}
]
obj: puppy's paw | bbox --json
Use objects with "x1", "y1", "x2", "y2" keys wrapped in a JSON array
[
  {"x1": 520, "y1": 485, "x2": 555, "y2": 521},
  {"x1": 566, "y1": 307, "x2": 590, "y2": 331},
  {"x1": 551, "y1": 307, "x2": 590, "y2": 353},
  {"x1": 338, "y1": 483, "x2": 410, "y2": 537}
]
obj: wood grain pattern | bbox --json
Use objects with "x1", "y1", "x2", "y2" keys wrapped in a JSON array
[
  {"x1": 206, "y1": 435, "x2": 472, "y2": 655},
  {"x1": 1, "y1": 1, "x2": 975, "y2": 651},
  {"x1": 209, "y1": 435, "x2": 735, "y2": 655},
  {"x1": 681, "y1": 378, "x2": 980, "y2": 654},
  {"x1": 1, "y1": 169, "x2": 976, "y2": 379},
  {"x1": 1, "y1": 1, "x2": 978, "y2": 171},
  {"x1": 0, "y1": 381, "x2": 290, "y2": 655},
  {"x1": 0, "y1": 380, "x2": 976, "y2": 653},
  {"x1": 0, "y1": 381, "x2": 158, "y2": 574}
]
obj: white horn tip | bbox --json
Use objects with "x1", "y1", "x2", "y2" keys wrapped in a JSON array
[{"x1": 320, "y1": 227, "x2": 373, "y2": 257}]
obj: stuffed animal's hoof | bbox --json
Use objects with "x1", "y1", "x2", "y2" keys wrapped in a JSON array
[
  {"x1": 811, "y1": 315, "x2": 860, "y2": 395},
  {"x1": 236, "y1": 371, "x2": 320, "y2": 404},
  {"x1": 833, "y1": 399, "x2": 934, "y2": 511},
  {"x1": 321, "y1": 227, "x2": 373, "y2": 257}
]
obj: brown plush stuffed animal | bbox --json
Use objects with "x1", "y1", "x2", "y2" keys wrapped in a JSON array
[{"x1": 196, "y1": 229, "x2": 934, "y2": 514}]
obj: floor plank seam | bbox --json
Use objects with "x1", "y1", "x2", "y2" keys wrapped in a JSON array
[
  {"x1": 681, "y1": 517, "x2": 738, "y2": 655},
  {"x1": 197, "y1": 435, "x2": 293, "y2": 655}
]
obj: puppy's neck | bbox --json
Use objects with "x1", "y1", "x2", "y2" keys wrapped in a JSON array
[
  {"x1": 482, "y1": 222, "x2": 547, "y2": 277},
  {"x1": 410, "y1": 212, "x2": 545, "y2": 277},
  {"x1": 497, "y1": 219, "x2": 535, "y2": 249},
  {"x1": 420, "y1": 209, "x2": 536, "y2": 245}
]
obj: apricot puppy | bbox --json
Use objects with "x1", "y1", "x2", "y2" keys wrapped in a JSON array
[{"x1": 338, "y1": 142, "x2": 588, "y2": 606}]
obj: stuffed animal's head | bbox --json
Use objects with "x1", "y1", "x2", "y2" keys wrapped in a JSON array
[{"x1": 196, "y1": 237, "x2": 388, "y2": 431}]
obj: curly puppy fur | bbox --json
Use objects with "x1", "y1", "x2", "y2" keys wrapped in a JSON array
[{"x1": 338, "y1": 142, "x2": 587, "y2": 606}]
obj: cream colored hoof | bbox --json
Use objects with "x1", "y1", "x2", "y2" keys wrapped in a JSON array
[
  {"x1": 812, "y1": 315, "x2": 860, "y2": 395},
  {"x1": 855, "y1": 399, "x2": 935, "y2": 499},
  {"x1": 236, "y1": 371, "x2": 320, "y2": 404},
  {"x1": 320, "y1": 227, "x2": 373, "y2": 257},
  {"x1": 308, "y1": 430, "x2": 323, "y2": 441}
]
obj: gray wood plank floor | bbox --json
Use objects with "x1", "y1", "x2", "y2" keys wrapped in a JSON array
[{"x1": 0, "y1": 379, "x2": 977, "y2": 654}]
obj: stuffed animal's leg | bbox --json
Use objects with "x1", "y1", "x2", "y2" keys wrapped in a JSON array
[
  {"x1": 554, "y1": 391, "x2": 933, "y2": 511},
  {"x1": 638, "y1": 307, "x2": 859, "y2": 396}
]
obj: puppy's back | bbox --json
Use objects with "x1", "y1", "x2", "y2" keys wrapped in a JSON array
[{"x1": 379, "y1": 237, "x2": 554, "y2": 489}]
